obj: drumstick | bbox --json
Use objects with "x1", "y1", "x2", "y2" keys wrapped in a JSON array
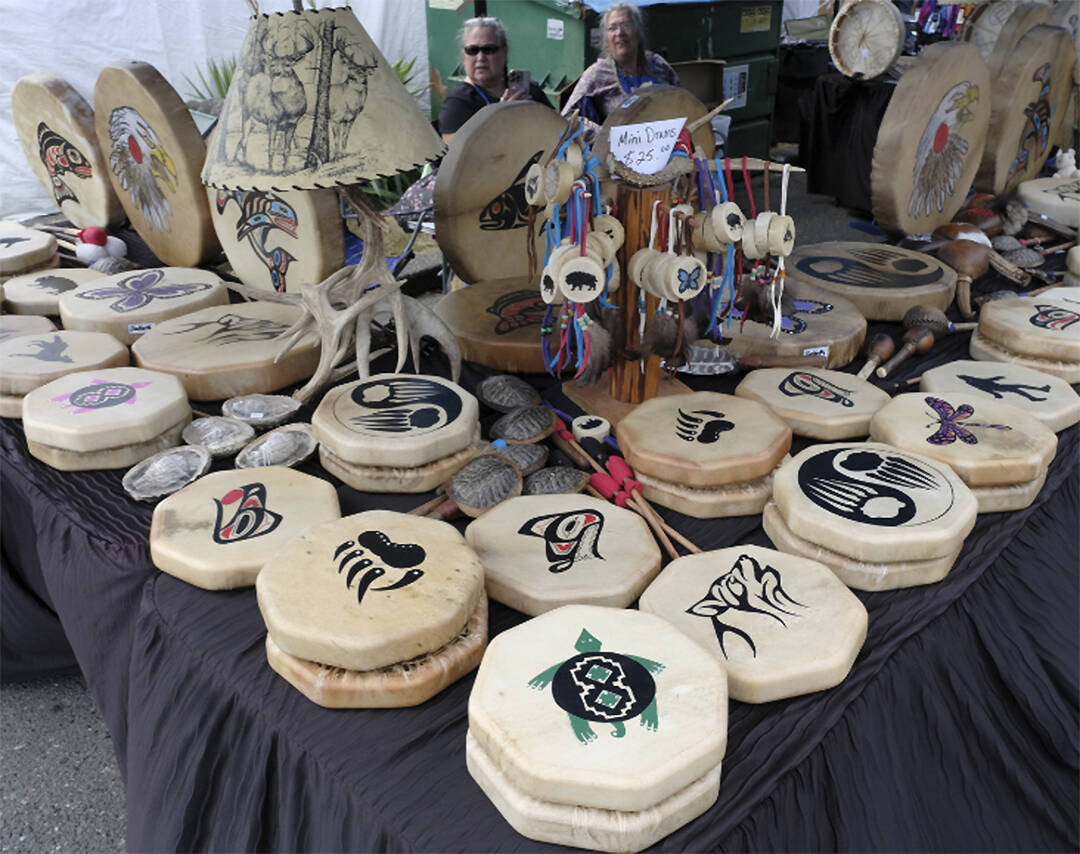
[
  {"x1": 588, "y1": 472, "x2": 678, "y2": 560},
  {"x1": 876, "y1": 327, "x2": 934, "y2": 378},
  {"x1": 606, "y1": 457, "x2": 703, "y2": 555},
  {"x1": 857, "y1": 333, "x2": 895, "y2": 379}
]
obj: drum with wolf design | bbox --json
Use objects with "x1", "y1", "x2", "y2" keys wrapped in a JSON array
[
  {"x1": 464, "y1": 495, "x2": 661, "y2": 616},
  {"x1": 869, "y1": 391, "x2": 1057, "y2": 512},
  {"x1": 639, "y1": 545, "x2": 867, "y2": 703},
  {"x1": 467, "y1": 604, "x2": 726, "y2": 852}
]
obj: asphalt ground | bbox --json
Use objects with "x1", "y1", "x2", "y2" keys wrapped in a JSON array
[{"x1": 0, "y1": 167, "x2": 876, "y2": 853}]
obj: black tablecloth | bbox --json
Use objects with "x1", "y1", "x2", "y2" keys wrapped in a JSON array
[{"x1": 2, "y1": 336, "x2": 1078, "y2": 852}]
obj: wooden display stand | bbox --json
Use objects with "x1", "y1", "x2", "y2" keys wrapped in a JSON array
[{"x1": 563, "y1": 182, "x2": 688, "y2": 425}]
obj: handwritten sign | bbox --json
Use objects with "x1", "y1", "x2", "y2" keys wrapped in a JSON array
[{"x1": 609, "y1": 118, "x2": 686, "y2": 175}]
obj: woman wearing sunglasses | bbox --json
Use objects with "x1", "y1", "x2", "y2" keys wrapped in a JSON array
[
  {"x1": 562, "y1": 2, "x2": 679, "y2": 142},
  {"x1": 438, "y1": 16, "x2": 553, "y2": 143}
]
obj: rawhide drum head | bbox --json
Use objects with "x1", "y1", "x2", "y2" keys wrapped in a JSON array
[
  {"x1": 720, "y1": 281, "x2": 866, "y2": 368},
  {"x1": 22, "y1": 366, "x2": 191, "y2": 470},
  {"x1": 257, "y1": 510, "x2": 486, "y2": 706},
  {"x1": 977, "y1": 289, "x2": 1080, "y2": 364},
  {"x1": 974, "y1": 25, "x2": 1075, "y2": 194},
  {"x1": 434, "y1": 279, "x2": 548, "y2": 373},
  {"x1": 769, "y1": 442, "x2": 977, "y2": 572},
  {"x1": 58, "y1": 267, "x2": 229, "y2": 346},
  {"x1": 871, "y1": 43, "x2": 991, "y2": 236},
  {"x1": 0, "y1": 221, "x2": 57, "y2": 277},
  {"x1": 312, "y1": 373, "x2": 478, "y2": 468},
  {"x1": 617, "y1": 392, "x2": 791, "y2": 489},
  {"x1": 828, "y1": 0, "x2": 905, "y2": 80},
  {"x1": 735, "y1": 367, "x2": 890, "y2": 440},
  {"x1": 12, "y1": 73, "x2": 123, "y2": 229},
  {"x1": 464, "y1": 495, "x2": 661, "y2": 615},
  {"x1": 3, "y1": 267, "x2": 106, "y2": 316},
  {"x1": 0, "y1": 315, "x2": 57, "y2": 345},
  {"x1": 151, "y1": 467, "x2": 341, "y2": 589},
  {"x1": 0, "y1": 331, "x2": 128, "y2": 419},
  {"x1": 208, "y1": 185, "x2": 345, "y2": 293},
  {"x1": 93, "y1": 62, "x2": 220, "y2": 266},
  {"x1": 869, "y1": 392, "x2": 1057, "y2": 512},
  {"x1": 467, "y1": 604, "x2": 726, "y2": 852},
  {"x1": 591, "y1": 85, "x2": 715, "y2": 173},
  {"x1": 131, "y1": 300, "x2": 319, "y2": 401},
  {"x1": 435, "y1": 102, "x2": 567, "y2": 285},
  {"x1": 1017, "y1": 176, "x2": 1080, "y2": 228},
  {"x1": 639, "y1": 545, "x2": 867, "y2": 704},
  {"x1": 920, "y1": 359, "x2": 1080, "y2": 433},
  {"x1": 786, "y1": 242, "x2": 956, "y2": 321}
]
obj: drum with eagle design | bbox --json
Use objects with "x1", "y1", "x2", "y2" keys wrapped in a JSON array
[
  {"x1": 871, "y1": 43, "x2": 992, "y2": 236},
  {"x1": 93, "y1": 62, "x2": 220, "y2": 266}
]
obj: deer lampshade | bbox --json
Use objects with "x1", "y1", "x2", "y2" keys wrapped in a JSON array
[{"x1": 201, "y1": 5, "x2": 443, "y2": 191}]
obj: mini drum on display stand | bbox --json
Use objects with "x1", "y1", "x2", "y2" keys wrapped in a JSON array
[
  {"x1": 615, "y1": 392, "x2": 792, "y2": 518},
  {"x1": 734, "y1": 367, "x2": 890, "y2": 440},
  {"x1": 58, "y1": 267, "x2": 229, "y2": 346},
  {"x1": 869, "y1": 391, "x2": 1058, "y2": 512},
  {"x1": 131, "y1": 300, "x2": 320, "y2": 401},
  {"x1": 256, "y1": 510, "x2": 488, "y2": 708},
  {"x1": 150, "y1": 467, "x2": 342, "y2": 590},
  {"x1": 764, "y1": 443, "x2": 978, "y2": 591},
  {"x1": 312, "y1": 373, "x2": 483, "y2": 493},
  {"x1": 21, "y1": 366, "x2": 191, "y2": 471},
  {"x1": 467, "y1": 604, "x2": 727, "y2": 853},
  {"x1": 971, "y1": 288, "x2": 1080, "y2": 382},
  {"x1": 464, "y1": 494, "x2": 661, "y2": 616},
  {"x1": 0, "y1": 330, "x2": 129, "y2": 418},
  {"x1": 639, "y1": 545, "x2": 868, "y2": 704}
]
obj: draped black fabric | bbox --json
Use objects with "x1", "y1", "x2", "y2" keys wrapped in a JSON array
[
  {"x1": 804, "y1": 72, "x2": 896, "y2": 213},
  {"x1": 2, "y1": 327, "x2": 1077, "y2": 851}
]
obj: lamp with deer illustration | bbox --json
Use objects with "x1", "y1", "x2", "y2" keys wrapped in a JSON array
[{"x1": 201, "y1": 1, "x2": 448, "y2": 403}]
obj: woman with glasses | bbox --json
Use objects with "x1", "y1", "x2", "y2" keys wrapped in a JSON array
[
  {"x1": 437, "y1": 16, "x2": 553, "y2": 143},
  {"x1": 562, "y1": 2, "x2": 679, "y2": 141}
]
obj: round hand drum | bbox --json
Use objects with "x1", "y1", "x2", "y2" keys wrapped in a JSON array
[
  {"x1": 467, "y1": 604, "x2": 727, "y2": 852},
  {"x1": 718, "y1": 280, "x2": 867, "y2": 368},
  {"x1": 131, "y1": 300, "x2": 320, "y2": 401},
  {"x1": 21, "y1": 366, "x2": 191, "y2": 471},
  {"x1": 150, "y1": 467, "x2": 341, "y2": 590},
  {"x1": 12, "y1": 73, "x2": 123, "y2": 229},
  {"x1": 973, "y1": 25, "x2": 1075, "y2": 194},
  {"x1": 256, "y1": 510, "x2": 487, "y2": 707},
  {"x1": 464, "y1": 494, "x2": 661, "y2": 616},
  {"x1": 920, "y1": 359, "x2": 1080, "y2": 433},
  {"x1": 2, "y1": 267, "x2": 105, "y2": 316},
  {"x1": 870, "y1": 43, "x2": 992, "y2": 236},
  {"x1": 312, "y1": 373, "x2": 482, "y2": 493},
  {"x1": 94, "y1": 62, "x2": 220, "y2": 266},
  {"x1": 616, "y1": 392, "x2": 792, "y2": 518},
  {"x1": 0, "y1": 330, "x2": 128, "y2": 418},
  {"x1": 639, "y1": 545, "x2": 867, "y2": 704},
  {"x1": 973, "y1": 288, "x2": 1080, "y2": 383},
  {"x1": 734, "y1": 367, "x2": 890, "y2": 440},
  {"x1": 765, "y1": 442, "x2": 978, "y2": 591},
  {"x1": 58, "y1": 267, "x2": 230, "y2": 346},
  {"x1": 870, "y1": 391, "x2": 1058, "y2": 512},
  {"x1": 785, "y1": 242, "x2": 956, "y2": 321},
  {"x1": 208, "y1": 185, "x2": 345, "y2": 294}
]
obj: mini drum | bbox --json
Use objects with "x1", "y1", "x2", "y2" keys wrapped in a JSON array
[
  {"x1": 21, "y1": 366, "x2": 191, "y2": 471},
  {"x1": 869, "y1": 392, "x2": 1058, "y2": 512},
  {"x1": 467, "y1": 604, "x2": 726, "y2": 852},
  {"x1": 765, "y1": 442, "x2": 978, "y2": 591},
  {"x1": 464, "y1": 494, "x2": 661, "y2": 615},
  {"x1": 312, "y1": 373, "x2": 482, "y2": 493},
  {"x1": 639, "y1": 545, "x2": 867, "y2": 703},
  {"x1": 973, "y1": 288, "x2": 1080, "y2": 383},
  {"x1": 0, "y1": 221, "x2": 58, "y2": 280},
  {"x1": 257, "y1": 510, "x2": 487, "y2": 707},
  {"x1": 616, "y1": 392, "x2": 792, "y2": 518},
  {"x1": 151, "y1": 467, "x2": 341, "y2": 590},
  {"x1": 2, "y1": 267, "x2": 106, "y2": 316}
]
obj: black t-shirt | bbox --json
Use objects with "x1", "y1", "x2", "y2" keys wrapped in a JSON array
[{"x1": 437, "y1": 81, "x2": 553, "y2": 135}]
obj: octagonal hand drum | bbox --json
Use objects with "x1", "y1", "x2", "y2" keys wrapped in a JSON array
[
  {"x1": 972, "y1": 288, "x2": 1080, "y2": 383},
  {"x1": 467, "y1": 604, "x2": 727, "y2": 852}
]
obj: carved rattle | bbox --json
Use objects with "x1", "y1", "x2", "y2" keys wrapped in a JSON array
[
  {"x1": 876, "y1": 327, "x2": 934, "y2": 379},
  {"x1": 856, "y1": 332, "x2": 895, "y2": 380},
  {"x1": 902, "y1": 305, "x2": 976, "y2": 337}
]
